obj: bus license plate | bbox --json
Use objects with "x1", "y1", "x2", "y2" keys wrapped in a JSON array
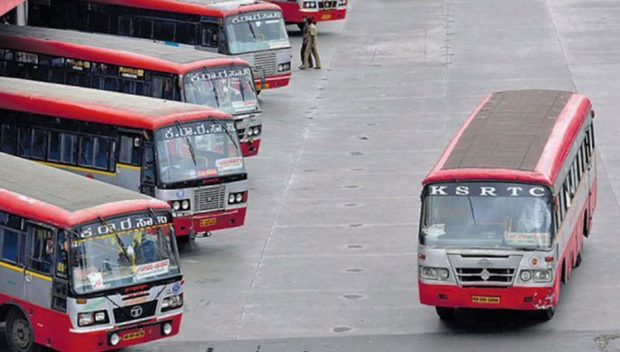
[
  {"x1": 321, "y1": 14, "x2": 332, "y2": 20},
  {"x1": 200, "y1": 218, "x2": 216, "y2": 227},
  {"x1": 122, "y1": 330, "x2": 145, "y2": 341},
  {"x1": 471, "y1": 295, "x2": 500, "y2": 304}
]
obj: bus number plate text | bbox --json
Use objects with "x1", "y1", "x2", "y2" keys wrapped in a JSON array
[
  {"x1": 123, "y1": 330, "x2": 145, "y2": 341},
  {"x1": 471, "y1": 295, "x2": 500, "y2": 304}
]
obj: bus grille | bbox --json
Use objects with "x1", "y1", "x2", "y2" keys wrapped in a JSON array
[
  {"x1": 253, "y1": 51, "x2": 277, "y2": 78},
  {"x1": 319, "y1": 0, "x2": 338, "y2": 9},
  {"x1": 113, "y1": 301, "x2": 157, "y2": 324},
  {"x1": 456, "y1": 268, "x2": 515, "y2": 285},
  {"x1": 193, "y1": 185, "x2": 226, "y2": 212}
]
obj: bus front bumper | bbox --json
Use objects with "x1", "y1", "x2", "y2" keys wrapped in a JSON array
[
  {"x1": 68, "y1": 314, "x2": 181, "y2": 352},
  {"x1": 305, "y1": 8, "x2": 347, "y2": 22},
  {"x1": 254, "y1": 72, "x2": 291, "y2": 91},
  {"x1": 173, "y1": 208, "x2": 247, "y2": 236},
  {"x1": 418, "y1": 281, "x2": 556, "y2": 310},
  {"x1": 241, "y1": 138, "x2": 261, "y2": 157}
]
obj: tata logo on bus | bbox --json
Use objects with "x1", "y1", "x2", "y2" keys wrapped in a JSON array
[
  {"x1": 230, "y1": 11, "x2": 282, "y2": 24},
  {"x1": 429, "y1": 184, "x2": 549, "y2": 197},
  {"x1": 188, "y1": 68, "x2": 252, "y2": 82}
]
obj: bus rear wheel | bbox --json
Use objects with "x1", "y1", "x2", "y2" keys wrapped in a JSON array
[
  {"x1": 5, "y1": 310, "x2": 40, "y2": 352},
  {"x1": 435, "y1": 307, "x2": 455, "y2": 320}
]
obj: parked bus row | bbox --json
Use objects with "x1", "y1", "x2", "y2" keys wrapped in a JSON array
[{"x1": 0, "y1": 1, "x2": 351, "y2": 351}]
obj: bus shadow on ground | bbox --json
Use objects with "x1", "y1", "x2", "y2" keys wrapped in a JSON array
[{"x1": 442, "y1": 309, "x2": 547, "y2": 332}]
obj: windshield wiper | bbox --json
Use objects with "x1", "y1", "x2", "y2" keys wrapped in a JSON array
[
  {"x1": 215, "y1": 121, "x2": 239, "y2": 151},
  {"x1": 98, "y1": 216, "x2": 133, "y2": 265},
  {"x1": 174, "y1": 121, "x2": 197, "y2": 166},
  {"x1": 209, "y1": 80, "x2": 221, "y2": 107},
  {"x1": 247, "y1": 22, "x2": 258, "y2": 40}
]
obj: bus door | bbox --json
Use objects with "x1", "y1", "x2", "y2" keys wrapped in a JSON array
[
  {"x1": 141, "y1": 139, "x2": 157, "y2": 197},
  {"x1": 118, "y1": 131, "x2": 143, "y2": 192},
  {"x1": 24, "y1": 223, "x2": 54, "y2": 308},
  {"x1": 200, "y1": 19, "x2": 221, "y2": 53}
]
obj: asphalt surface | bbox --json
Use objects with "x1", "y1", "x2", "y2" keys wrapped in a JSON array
[{"x1": 12, "y1": 0, "x2": 620, "y2": 351}]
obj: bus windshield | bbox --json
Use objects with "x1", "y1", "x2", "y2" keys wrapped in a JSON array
[
  {"x1": 225, "y1": 11, "x2": 289, "y2": 54},
  {"x1": 183, "y1": 67, "x2": 258, "y2": 115},
  {"x1": 71, "y1": 214, "x2": 180, "y2": 295},
  {"x1": 420, "y1": 182, "x2": 553, "y2": 250},
  {"x1": 155, "y1": 120, "x2": 244, "y2": 185}
]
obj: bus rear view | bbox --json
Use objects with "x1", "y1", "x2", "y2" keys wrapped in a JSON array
[{"x1": 418, "y1": 90, "x2": 597, "y2": 321}]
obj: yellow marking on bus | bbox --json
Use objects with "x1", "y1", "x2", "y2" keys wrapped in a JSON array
[
  {"x1": 37, "y1": 161, "x2": 116, "y2": 177},
  {"x1": 118, "y1": 163, "x2": 141, "y2": 171},
  {"x1": 200, "y1": 218, "x2": 217, "y2": 227},
  {"x1": 0, "y1": 261, "x2": 52, "y2": 282}
]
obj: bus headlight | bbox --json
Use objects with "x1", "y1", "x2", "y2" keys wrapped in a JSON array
[
  {"x1": 181, "y1": 200, "x2": 190, "y2": 210},
  {"x1": 162, "y1": 293, "x2": 184, "y2": 312},
  {"x1": 338, "y1": 0, "x2": 348, "y2": 5},
  {"x1": 252, "y1": 126, "x2": 261, "y2": 136},
  {"x1": 277, "y1": 62, "x2": 291, "y2": 72},
  {"x1": 78, "y1": 310, "x2": 109, "y2": 327},
  {"x1": 520, "y1": 270, "x2": 532, "y2": 282},
  {"x1": 171, "y1": 201, "x2": 181, "y2": 211},
  {"x1": 162, "y1": 322, "x2": 173, "y2": 336},
  {"x1": 420, "y1": 266, "x2": 449, "y2": 281},
  {"x1": 228, "y1": 192, "x2": 247, "y2": 204},
  {"x1": 109, "y1": 332, "x2": 120, "y2": 346},
  {"x1": 533, "y1": 269, "x2": 552, "y2": 282}
]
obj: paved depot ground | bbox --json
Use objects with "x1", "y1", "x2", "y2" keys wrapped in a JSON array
[{"x1": 20, "y1": 0, "x2": 620, "y2": 351}]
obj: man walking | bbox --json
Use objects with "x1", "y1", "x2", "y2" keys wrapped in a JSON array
[
  {"x1": 299, "y1": 17, "x2": 313, "y2": 69},
  {"x1": 300, "y1": 18, "x2": 321, "y2": 70}
]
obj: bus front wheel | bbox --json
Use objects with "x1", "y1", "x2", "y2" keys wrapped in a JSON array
[
  {"x1": 435, "y1": 307, "x2": 455, "y2": 320},
  {"x1": 537, "y1": 306, "x2": 555, "y2": 321},
  {"x1": 5, "y1": 310, "x2": 40, "y2": 352}
]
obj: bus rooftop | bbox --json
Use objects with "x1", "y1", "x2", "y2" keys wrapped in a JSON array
[
  {"x1": 424, "y1": 89, "x2": 592, "y2": 187},
  {"x1": 0, "y1": 152, "x2": 167, "y2": 229},
  {"x1": 0, "y1": 77, "x2": 231, "y2": 130}
]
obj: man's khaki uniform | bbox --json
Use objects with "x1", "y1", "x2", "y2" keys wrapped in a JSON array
[{"x1": 302, "y1": 23, "x2": 321, "y2": 69}]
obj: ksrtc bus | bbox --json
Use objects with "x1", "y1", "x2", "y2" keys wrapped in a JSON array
[
  {"x1": 268, "y1": 0, "x2": 347, "y2": 28},
  {"x1": 0, "y1": 24, "x2": 263, "y2": 157},
  {"x1": 418, "y1": 90, "x2": 596, "y2": 321},
  {"x1": 29, "y1": 0, "x2": 293, "y2": 91},
  {"x1": 0, "y1": 77, "x2": 248, "y2": 245},
  {"x1": 0, "y1": 152, "x2": 183, "y2": 352}
]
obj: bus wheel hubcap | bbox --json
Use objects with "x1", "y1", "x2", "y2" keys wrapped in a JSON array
[{"x1": 13, "y1": 319, "x2": 31, "y2": 348}]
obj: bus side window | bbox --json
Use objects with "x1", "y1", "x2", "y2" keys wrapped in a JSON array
[
  {"x1": 27, "y1": 225, "x2": 54, "y2": 274},
  {"x1": 121, "y1": 80, "x2": 145, "y2": 95},
  {"x1": 18, "y1": 127, "x2": 32, "y2": 157},
  {"x1": 56, "y1": 231, "x2": 68, "y2": 279},
  {"x1": 137, "y1": 17, "x2": 154, "y2": 39},
  {"x1": 201, "y1": 22, "x2": 219, "y2": 48},
  {"x1": 119, "y1": 16, "x2": 132, "y2": 35},
  {"x1": 153, "y1": 19, "x2": 175, "y2": 42},
  {"x1": 119, "y1": 135, "x2": 142, "y2": 166},
  {"x1": 176, "y1": 21, "x2": 198, "y2": 45},
  {"x1": 89, "y1": 12, "x2": 112, "y2": 33},
  {"x1": 0, "y1": 124, "x2": 16, "y2": 154},
  {"x1": 0, "y1": 212, "x2": 23, "y2": 264},
  {"x1": 31, "y1": 128, "x2": 47, "y2": 160},
  {"x1": 151, "y1": 76, "x2": 174, "y2": 100}
]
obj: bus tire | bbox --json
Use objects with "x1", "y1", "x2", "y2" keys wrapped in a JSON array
[
  {"x1": 575, "y1": 250, "x2": 582, "y2": 268},
  {"x1": 537, "y1": 306, "x2": 555, "y2": 321},
  {"x1": 583, "y1": 212, "x2": 590, "y2": 237},
  {"x1": 5, "y1": 309, "x2": 40, "y2": 352},
  {"x1": 435, "y1": 307, "x2": 455, "y2": 321}
]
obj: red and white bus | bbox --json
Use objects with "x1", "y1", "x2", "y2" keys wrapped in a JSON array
[
  {"x1": 0, "y1": 77, "x2": 248, "y2": 247},
  {"x1": 29, "y1": 0, "x2": 292, "y2": 92},
  {"x1": 0, "y1": 24, "x2": 263, "y2": 157},
  {"x1": 418, "y1": 90, "x2": 596, "y2": 320},
  {"x1": 268, "y1": 0, "x2": 347, "y2": 28},
  {"x1": 0, "y1": 152, "x2": 183, "y2": 352}
]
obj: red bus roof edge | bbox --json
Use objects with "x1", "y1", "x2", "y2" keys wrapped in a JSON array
[{"x1": 87, "y1": 0, "x2": 281, "y2": 17}]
